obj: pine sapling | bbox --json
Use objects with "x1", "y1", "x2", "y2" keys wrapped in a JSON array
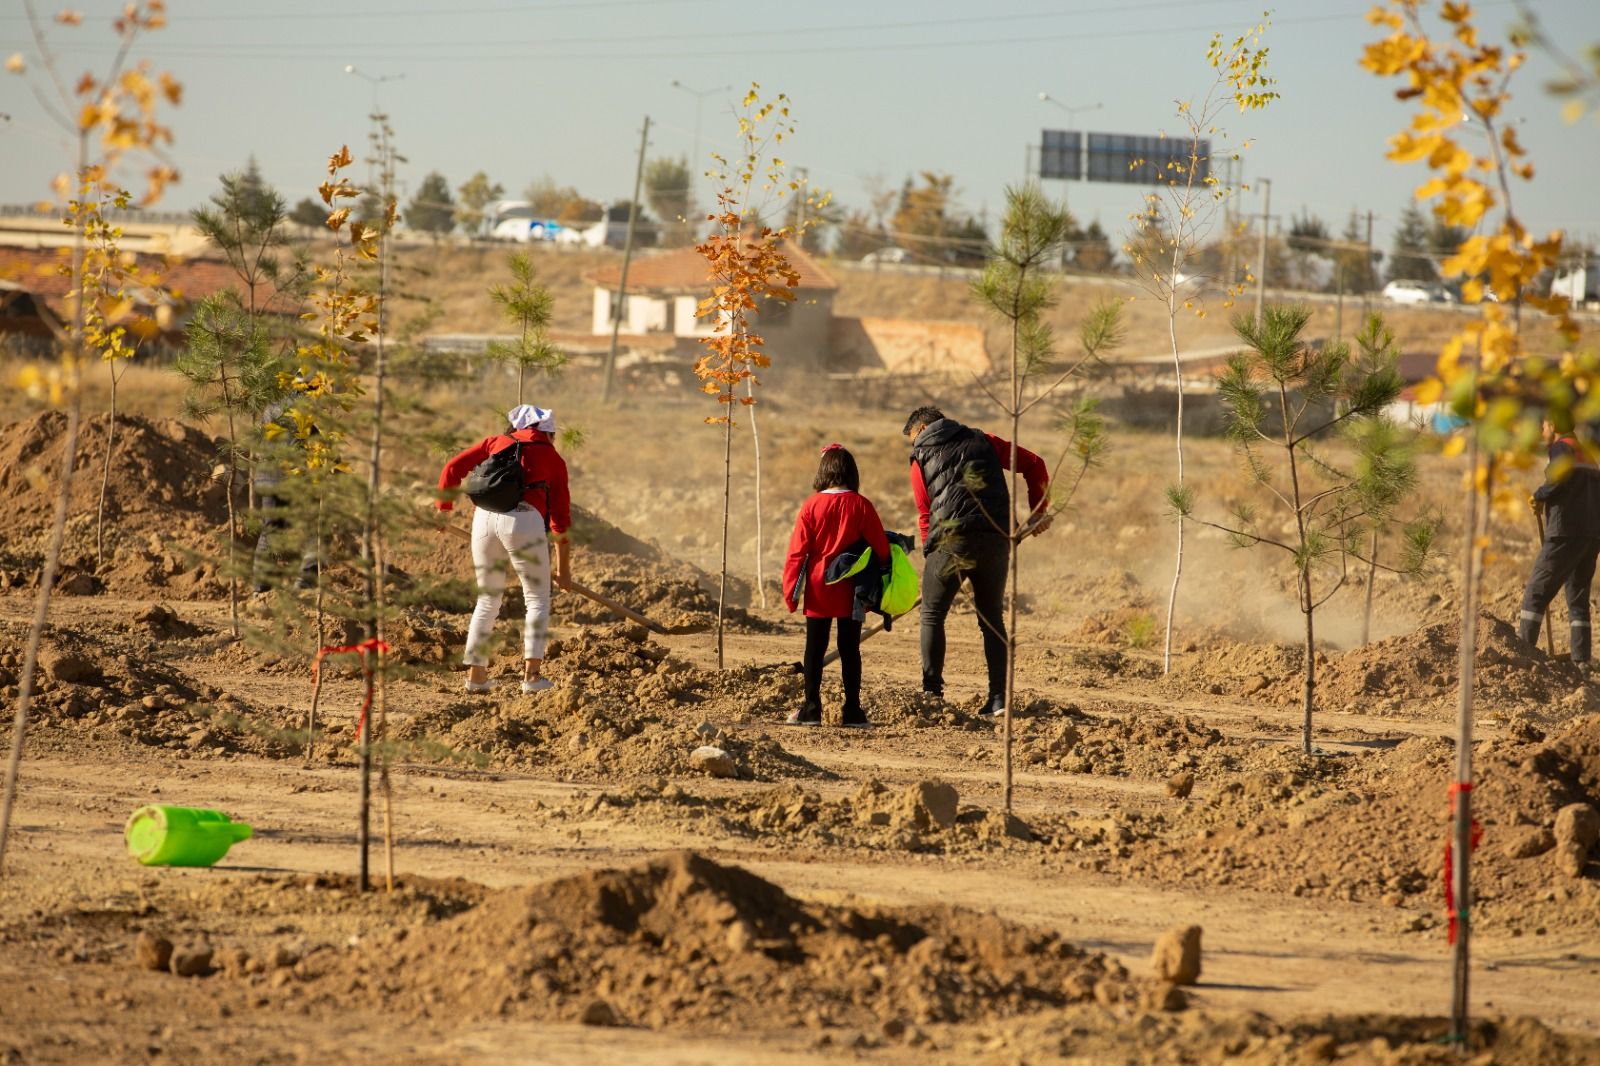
[
  {"x1": 971, "y1": 183, "x2": 1123, "y2": 812},
  {"x1": 485, "y1": 250, "x2": 563, "y2": 404},
  {"x1": 1169, "y1": 304, "x2": 1433, "y2": 753},
  {"x1": 175, "y1": 293, "x2": 284, "y2": 638}
]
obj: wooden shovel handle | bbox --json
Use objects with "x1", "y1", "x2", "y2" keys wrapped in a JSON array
[{"x1": 435, "y1": 520, "x2": 667, "y2": 634}]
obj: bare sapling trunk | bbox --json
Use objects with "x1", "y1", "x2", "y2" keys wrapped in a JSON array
[
  {"x1": 1163, "y1": 292, "x2": 1186, "y2": 673},
  {"x1": 747, "y1": 376, "x2": 767, "y2": 609},
  {"x1": 716, "y1": 389, "x2": 734, "y2": 670},
  {"x1": 0, "y1": 402, "x2": 83, "y2": 877},
  {"x1": 1301, "y1": 570, "x2": 1315, "y2": 753},
  {"x1": 1362, "y1": 528, "x2": 1378, "y2": 644},
  {"x1": 1451, "y1": 445, "x2": 1488, "y2": 1033},
  {"x1": 220, "y1": 369, "x2": 240, "y2": 639},
  {"x1": 96, "y1": 366, "x2": 120, "y2": 569},
  {"x1": 1003, "y1": 323, "x2": 1021, "y2": 814}
]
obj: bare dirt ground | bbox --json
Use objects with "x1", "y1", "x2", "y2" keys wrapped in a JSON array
[{"x1": 2, "y1": 383, "x2": 1599, "y2": 1064}]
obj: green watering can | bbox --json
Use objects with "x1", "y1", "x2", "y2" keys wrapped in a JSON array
[{"x1": 124, "y1": 805, "x2": 253, "y2": 867}]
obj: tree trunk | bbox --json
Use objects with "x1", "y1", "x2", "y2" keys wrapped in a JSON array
[
  {"x1": 715, "y1": 392, "x2": 734, "y2": 671},
  {"x1": 1450, "y1": 445, "x2": 1488, "y2": 1041},
  {"x1": 0, "y1": 401, "x2": 82, "y2": 877},
  {"x1": 1301, "y1": 572, "x2": 1315, "y2": 755},
  {"x1": 95, "y1": 370, "x2": 118, "y2": 569},
  {"x1": 220, "y1": 372, "x2": 239, "y2": 640},
  {"x1": 747, "y1": 376, "x2": 767, "y2": 609},
  {"x1": 1362, "y1": 528, "x2": 1379, "y2": 645},
  {"x1": 1163, "y1": 296, "x2": 1186, "y2": 674}
]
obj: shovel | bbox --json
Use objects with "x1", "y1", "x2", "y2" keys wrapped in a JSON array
[
  {"x1": 1532, "y1": 501, "x2": 1556, "y2": 656},
  {"x1": 435, "y1": 521, "x2": 667, "y2": 634},
  {"x1": 790, "y1": 598, "x2": 921, "y2": 673}
]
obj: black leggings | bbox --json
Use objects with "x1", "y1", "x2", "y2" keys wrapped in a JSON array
[{"x1": 803, "y1": 616, "x2": 862, "y2": 712}]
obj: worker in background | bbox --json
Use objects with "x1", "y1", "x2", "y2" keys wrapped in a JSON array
[{"x1": 1519, "y1": 410, "x2": 1600, "y2": 677}]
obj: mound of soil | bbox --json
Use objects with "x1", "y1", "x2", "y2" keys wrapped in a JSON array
[
  {"x1": 1015, "y1": 708, "x2": 1234, "y2": 779},
  {"x1": 1107, "y1": 716, "x2": 1600, "y2": 933},
  {"x1": 1272, "y1": 611, "x2": 1595, "y2": 720},
  {"x1": 0, "y1": 412, "x2": 230, "y2": 587},
  {"x1": 0, "y1": 618, "x2": 303, "y2": 760},
  {"x1": 961, "y1": 1006, "x2": 1599, "y2": 1065},
  {"x1": 316, "y1": 851, "x2": 1158, "y2": 1030},
  {"x1": 564, "y1": 779, "x2": 1040, "y2": 857},
  {"x1": 390, "y1": 628, "x2": 826, "y2": 781}
]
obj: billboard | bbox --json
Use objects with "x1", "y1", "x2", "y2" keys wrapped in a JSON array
[
  {"x1": 1039, "y1": 129, "x2": 1082, "y2": 181},
  {"x1": 1085, "y1": 133, "x2": 1210, "y2": 185}
]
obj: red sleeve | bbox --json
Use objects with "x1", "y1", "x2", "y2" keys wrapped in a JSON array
[
  {"x1": 909, "y1": 460, "x2": 931, "y2": 546},
  {"x1": 781, "y1": 499, "x2": 811, "y2": 613},
  {"x1": 544, "y1": 450, "x2": 571, "y2": 535},
  {"x1": 858, "y1": 496, "x2": 891, "y2": 563},
  {"x1": 987, "y1": 433, "x2": 1049, "y2": 516},
  {"x1": 437, "y1": 438, "x2": 494, "y2": 511}
]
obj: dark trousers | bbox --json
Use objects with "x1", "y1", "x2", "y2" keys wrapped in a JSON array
[
  {"x1": 803, "y1": 616, "x2": 862, "y2": 713},
  {"x1": 921, "y1": 531, "x2": 1009, "y2": 698},
  {"x1": 1519, "y1": 535, "x2": 1600, "y2": 663},
  {"x1": 251, "y1": 495, "x2": 320, "y2": 591}
]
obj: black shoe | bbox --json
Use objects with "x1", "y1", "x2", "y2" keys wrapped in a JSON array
[
  {"x1": 840, "y1": 704, "x2": 871, "y2": 729},
  {"x1": 785, "y1": 704, "x2": 823, "y2": 726},
  {"x1": 981, "y1": 693, "x2": 1007, "y2": 719}
]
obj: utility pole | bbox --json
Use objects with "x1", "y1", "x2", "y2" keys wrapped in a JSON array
[
  {"x1": 795, "y1": 166, "x2": 810, "y2": 236},
  {"x1": 1253, "y1": 177, "x2": 1272, "y2": 322},
  {"x1": 602, "y1": 115, "x2": 650, "y2": 404},
  {"x1": 1363, "y1": 210, "x2": 1376, "y2": 317}
]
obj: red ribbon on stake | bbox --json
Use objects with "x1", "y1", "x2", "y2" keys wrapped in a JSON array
[
  {"x1": 1443, "y1": 781, "x2": 1483, "y2": 946},
  {"x1": 311, "y1": 638, "x2": 391, "y2": 741}
]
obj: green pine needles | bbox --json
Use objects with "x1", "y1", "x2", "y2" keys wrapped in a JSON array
[{"x1": 1169, "y1": 306, "x2": 1436, "y2": 753}]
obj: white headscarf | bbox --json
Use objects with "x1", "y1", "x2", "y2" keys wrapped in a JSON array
[{"x1": 507, "y1": 404, "x2": 555, "y2": 433}]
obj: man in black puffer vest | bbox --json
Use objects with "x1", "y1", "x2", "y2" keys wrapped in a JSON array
[
  {"x1": 904, "y1": 406, "x2": 1051, "y2": 717},
  {"x1": 1520, "y1": 412, "x2": 1600, "y2": 676}
]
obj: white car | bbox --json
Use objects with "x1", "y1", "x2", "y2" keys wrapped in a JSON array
[
  {"x1": 1382, "y1": 279, "x2": 1450, "y2": 305},
  {"x1": 860, "y1": 246, "x2": 910, "y2": 264}
]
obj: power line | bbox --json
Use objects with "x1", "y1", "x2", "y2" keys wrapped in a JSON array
[
  {"x1": 0, "y1": 0, "x2": 709, "y2": 22},
  {"x1": 24, "y1": 0, "x2": 1275, "y2": 52},
  {"x1": 41, "y1": 5, "x2": 1424, "y2": 64}
]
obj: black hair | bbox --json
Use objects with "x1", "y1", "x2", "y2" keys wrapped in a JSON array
[
  {"x1": 902, "y1": 405, "x2": 944, "y2": 436},
  {"x1": 814, "y1": 447, "x2": 860, "y2": 492},
  {"x1": 1551, "y1": 408, "x2": 1576, "y2": 435}
]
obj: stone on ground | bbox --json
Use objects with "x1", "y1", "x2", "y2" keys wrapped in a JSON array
[
  {"x1": 689, "y1": 745, "x2": 738, "y2": 779},
  {"x1": 1150, "y1": 924, "x2": 1202, "y2": 985}
]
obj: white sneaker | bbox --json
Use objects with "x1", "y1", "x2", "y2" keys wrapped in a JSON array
[
  {"x1": 464, "y1": 678, "x2": 496, "y2": 694},
  {"x1": 521, "y1": 677, "x2": 553, "y2": 694}
]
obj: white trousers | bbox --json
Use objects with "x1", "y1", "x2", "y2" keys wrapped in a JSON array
[{"x1": 464, "y1": 505, "x2": 551, "y2": 666}]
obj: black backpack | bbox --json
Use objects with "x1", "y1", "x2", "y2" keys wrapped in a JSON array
[{"x1": 464, "y1": 438, "x2": 530, "y2": 514}]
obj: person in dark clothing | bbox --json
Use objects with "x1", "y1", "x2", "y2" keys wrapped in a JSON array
[
  {"x1": 903, "y1": 406, "x2": 1051, "y2": 717},
  {"x1": 782, "y1": 445, "x2": 891, "y2": 727},
  {"x1": 1519, "y1": 413, "x2": 1600, "y2": 675}
]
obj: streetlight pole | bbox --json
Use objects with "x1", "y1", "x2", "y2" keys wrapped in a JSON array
[
  {"x1": 344, "y1": 64, "x2": 404, "y2": 114},
  {"x1": 1038, "y1": 91, "x2": 1103, "y2": 127},
  {"x1": 670, "y1": 80, "x2": 730, "y2": 211},
  {"x1": 1254, "y1": 178, "x2": 1272, "y2": 322}
]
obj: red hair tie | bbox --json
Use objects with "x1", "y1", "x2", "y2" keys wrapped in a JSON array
[{"x1": 820, "y1": 443, "x2": 843, "y2": 456}]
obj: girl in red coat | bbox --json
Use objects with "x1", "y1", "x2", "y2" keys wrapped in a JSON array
[{"x1": 782, "y1": 444, "x2": 890, "y2": 727}]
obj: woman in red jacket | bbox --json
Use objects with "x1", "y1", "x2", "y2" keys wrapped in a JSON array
[
  {"x1": 782, "y1": 444, "x2": 891, "y2": 727},
  {"x1": 437, "y1": 404, "x2": 572, "y2": 695}
]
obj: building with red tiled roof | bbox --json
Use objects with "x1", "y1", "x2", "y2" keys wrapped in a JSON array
[
  {"x1": 584, "y1": 239, "x2": 837, "y2": 368},
  {"x1": 0, "y1": 246, "x2": 291, "y2": 349}
]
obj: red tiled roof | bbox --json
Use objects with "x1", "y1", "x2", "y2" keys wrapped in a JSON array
[
  {"x1": 0, "y1": 246, "x2": 286, "y2": 317},
  {"x1": 586, "y1": 238, "x2": 836, "y2": 293}
]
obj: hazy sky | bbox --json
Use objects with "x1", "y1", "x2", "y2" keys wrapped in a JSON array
[{"x1": 2, "y1": 0, "x2": 1596, "y2": 251}]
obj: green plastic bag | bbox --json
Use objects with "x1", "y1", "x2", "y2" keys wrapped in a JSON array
[
  {"x1": 880, "y1": 544, "x2": 918, "y2": 618},
  {"x1": 125, "y1": 805, "x2": 252, "y2": 867}
]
